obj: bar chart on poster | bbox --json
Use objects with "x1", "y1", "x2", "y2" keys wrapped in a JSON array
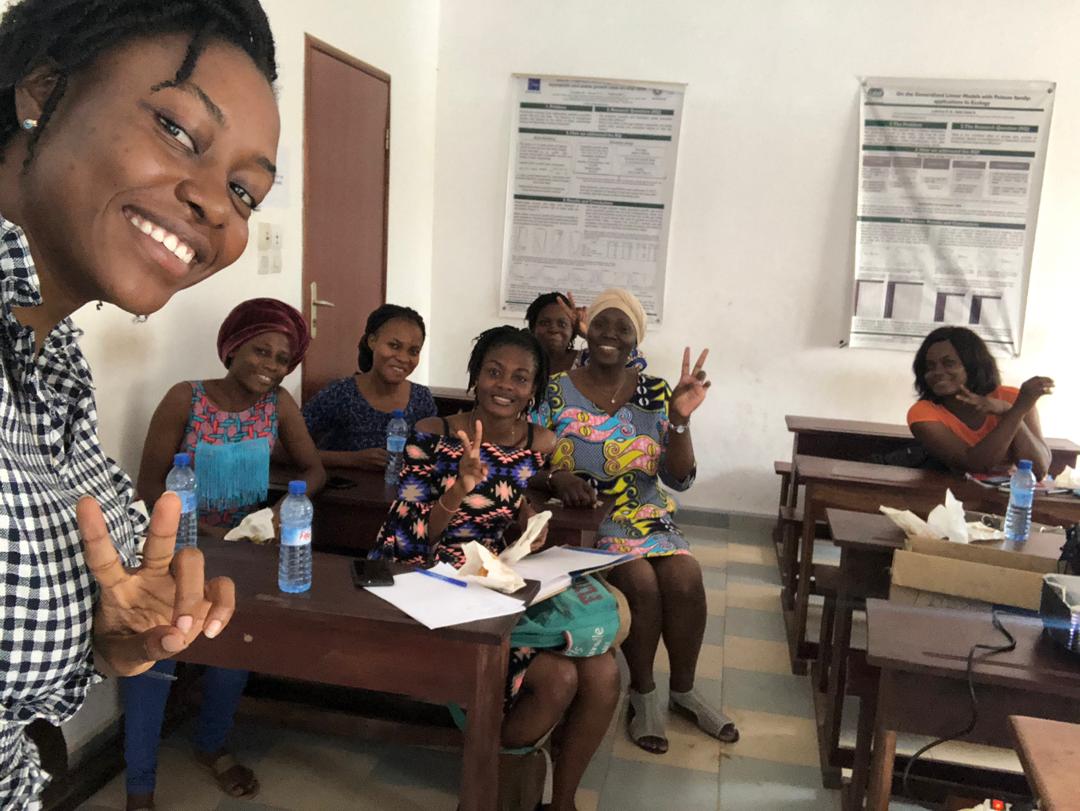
[
  {"x1": 847, "y1": 76, "x2": 1055, "y2": 356},
  {"x1": 499, "y1": 74, "x2": 685, "y2": 323}
]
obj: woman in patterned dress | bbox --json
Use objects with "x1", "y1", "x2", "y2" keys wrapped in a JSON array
[
  {"x1": 0, "y1": 3, "x2": 280, "y2": 806},
  {"x1": 127, "y1": 299, "x2": 323, "y2": 809},
  {"x1": 303, "y1": 303, "x2": 437, "y2": 470},
  {"x1": 537, "y1": 288, "x2": 738, "y2": 755},
  {"x1": 372, "y1": 326, "x2": 619, "y2": 811}
]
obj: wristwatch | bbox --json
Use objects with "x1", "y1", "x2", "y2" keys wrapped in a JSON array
[{"x1": 670, "y1": 421, "x2": 689, "y2": 435}]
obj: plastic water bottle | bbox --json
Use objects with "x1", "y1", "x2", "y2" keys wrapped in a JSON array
[
  {"x1": 1004, "y1": 459, "x2": 1036, "y2": 543},
  {"x1": 165, "y1": 453, "x2": 198, "y2": 550},
  {"x1": 384, "y1": 409, "x2": 409, "y2": 486},
  {"x1": 278, "y1": 480, "x2": 313, "y2": 593}
]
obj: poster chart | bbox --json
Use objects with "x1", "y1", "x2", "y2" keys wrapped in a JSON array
[
  {"x1": 849, "y1": 77, "x2": 1055, "y2": 355},
  {"x1": 499, "y1": 75, "x2": 685, "y2": 322}
]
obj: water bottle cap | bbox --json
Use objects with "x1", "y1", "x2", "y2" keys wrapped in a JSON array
[
  {"x1": 391, "y1": 409, "x2": 405, "y2": 418},
  {"x1": 173, "y1": 453, "x2": 191, "y2": 467},
  {"x1": 1018, "y1": 459, "x2": 1033, "y2": 471},
  {"x1": 288, "y1": 480, "x2": 307, "y2": 495}
]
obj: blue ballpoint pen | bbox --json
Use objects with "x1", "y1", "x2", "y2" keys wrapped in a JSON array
[{"x1": 416, "y1": 567, "x2": 467, "y2": 588}]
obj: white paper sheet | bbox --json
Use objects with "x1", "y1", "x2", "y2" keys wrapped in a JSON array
[{"x1": 366, "y1": 570, "x2": 525, "y2": 629}]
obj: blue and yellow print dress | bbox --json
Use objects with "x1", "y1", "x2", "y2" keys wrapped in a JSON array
[{"x1": 538, "y1": 371, "x2": 694, "y2": 557}]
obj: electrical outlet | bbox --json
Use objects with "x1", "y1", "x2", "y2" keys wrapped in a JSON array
[
  {"x1": 271, "y1": 252, "x2": 283, "y2": 274},
  {"x1": 257, "y1": 254, "x2": 270, "y2": 274},
  {"x1": 257, "y1": 223, "x2": 272, "y2": 251},
  {"x1": 270, "y1": 224, "x2": 283, "y2": 250}
]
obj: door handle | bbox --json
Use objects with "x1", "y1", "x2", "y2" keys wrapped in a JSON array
[{"x1": 310, "y1": 282, "x2": 336, "y2": 338}]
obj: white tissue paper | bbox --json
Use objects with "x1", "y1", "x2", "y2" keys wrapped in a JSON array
[
  {"x1": 455, "y1": 511, "x2": 553, "y2": 593},
  {"x1": 223, "y1": 507, "x2": 275, "y2": 544},
  {"x1": 879, "y1": 506, "x2": 935, "y2": 539},
  {"x1": 926, "y1": 490, "x2": 970, "y2": 543},
  {"x1": 500, "y1": 510, "x2": 553, "y2": 565},
  {"x1": 881, "y1": 489, "x2": 1005, "y2": 544},
  {"x1": 1054, "y1": 466, "x2": 1080, "y2": 489},
  {"x1": 458, "y1": 542, "x2": 526, "y2": 593}
]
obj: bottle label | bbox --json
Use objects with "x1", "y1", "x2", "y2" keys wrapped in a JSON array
[
  {"x1": 386, "y1": 435, "x2": 407, "y2": 453},
  {"x1": 179, "y1": 491, "x2": 197, "y2": 514},
  {"x1": 281, "y1": 526, "x2": 312, "y2": 547}
]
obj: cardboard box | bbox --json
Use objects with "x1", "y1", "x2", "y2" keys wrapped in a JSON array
[
  {"x1": 905, "y1": 534, "x2": 1060, "y2": 575},
  {"x1": 890, "y1": 549, "x2": 1046, "y2": 612}
]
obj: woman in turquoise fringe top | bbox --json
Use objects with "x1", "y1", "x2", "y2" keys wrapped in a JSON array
[{"x1": 127, "y1": 299, "x2": 323, "y2": 809}]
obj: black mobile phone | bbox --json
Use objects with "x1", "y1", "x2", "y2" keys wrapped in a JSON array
[
  {"x1": 351, "y1": 557, "x2": 394, "y2": 588},
  {"x1": 325, "y1": 475, "x2": 357, "y2": 490}
]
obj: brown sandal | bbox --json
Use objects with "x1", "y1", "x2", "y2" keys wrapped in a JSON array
[{"x1": 200, "y1": 752, "x2": 260, "y2": 799}]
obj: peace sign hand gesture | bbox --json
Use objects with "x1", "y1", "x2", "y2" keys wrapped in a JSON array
[
  {"x1": 80, "y1": 493, "x2": 235, "y2": 677},
  {"x1": 670, "y1": 347, "x2": 711, "y2": 424},
  {"x1": 456, "y1": 420, "x2": 490, "y2": 493},
  {"x1": 560, "y1": 291, "x2": 589, "y2": 338}
]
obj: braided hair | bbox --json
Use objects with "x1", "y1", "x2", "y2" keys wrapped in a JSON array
[
  {"x1": 357, "y1": 304, "x2": 427, "y2": 373},
  {"x1": 0, "y1": 0, "x2": 277, "y2": 167},
  {"x1": 466, "y1": 326, "x2": 549, "y2": 412}
]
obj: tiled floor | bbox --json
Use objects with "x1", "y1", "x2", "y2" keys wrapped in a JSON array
[{"x1": 79, "y1": 517, "x2": 905, "y2": 810}]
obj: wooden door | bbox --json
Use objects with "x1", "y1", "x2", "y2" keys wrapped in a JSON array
[{"x1": 302, "y1": 36, "x2": 389, "y2": 403}]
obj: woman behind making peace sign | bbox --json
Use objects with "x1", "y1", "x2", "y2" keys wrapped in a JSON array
[{"x1": 0, "y1": 1, "x2": 279, "y2": 806}]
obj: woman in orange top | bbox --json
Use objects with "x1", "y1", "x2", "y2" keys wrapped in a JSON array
[{"x1": 907, "y1": 326, "x2": 1054, "y2": 479}]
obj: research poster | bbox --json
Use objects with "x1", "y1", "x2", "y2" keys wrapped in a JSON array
[
  {"x1": 849, "y1": 77, "x2": 1055, "y2": 356},
  {"x1": 499, "y1": 75, "x2": 685, "y2": 322}
]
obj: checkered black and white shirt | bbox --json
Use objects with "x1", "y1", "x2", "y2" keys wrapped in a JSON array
[{"x1": 0, "y1": 216, "x2": 145, "y2": 808}]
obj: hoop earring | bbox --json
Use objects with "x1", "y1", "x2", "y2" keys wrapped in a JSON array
[
  {"x1": 132, "y1": 314, "x2": 148, "y2": 324},
  {"x1": 21, "y1": 118, "x2": 37, "y2": 130},
  {"x1": 95, "y1": 301, "x2": 104, "y2": 311}
]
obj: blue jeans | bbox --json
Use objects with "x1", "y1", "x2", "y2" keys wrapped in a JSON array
[{"x1": 121, "y1": 660, "x2": 249, "y2": 795}]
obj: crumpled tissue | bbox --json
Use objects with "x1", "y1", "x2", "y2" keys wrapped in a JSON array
[
  {"x1": 456, "y1": 510, "x2": 552, "y2": 593},
  {"x1": 881, "y1": 489, "x2": 1004, "y2": 544},
  {"x1": 223, "y1": 507, "x2": 275, "y2": 544}
]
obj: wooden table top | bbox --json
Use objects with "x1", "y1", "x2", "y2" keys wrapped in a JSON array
[
  {"x1": 825, "y1": 508, "x2": 1067, "y2": 561},
  {"x1": 1009, "y1": 715, "x2": 1080, "y2": 808},
  {"x1": 865, "y1": 599, "x2": 1080, "y2": 694},
  {"x1": 198, "y1": 537, "x2": 521, "y2": 644},
  {"x1": 795, "y1": 455, "x2": 1080, "y2": 520},
  {"x1": 786, "y1": 414, "x2": 1080, "y2": 454}
]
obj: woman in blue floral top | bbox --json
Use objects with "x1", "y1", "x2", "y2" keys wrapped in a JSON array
[{"x1": 303, "y1": 304, "x2": 436, "y2": 471}]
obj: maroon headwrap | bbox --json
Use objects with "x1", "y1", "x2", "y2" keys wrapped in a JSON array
[{"x1": 216, "y1": 298, "x2": 311, "y2": 373}]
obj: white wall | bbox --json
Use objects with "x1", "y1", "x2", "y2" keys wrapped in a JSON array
[
  {"x1": 428, "y1": 0, "x2": 1080, "y2": 514},
  {"x1": 34, "y1": 0, "x2": 441, "y2": 761}
]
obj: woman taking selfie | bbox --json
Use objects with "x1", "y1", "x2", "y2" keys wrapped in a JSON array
[{"x1": 0, "y1": 1, "x2": 280, "y2": 805}]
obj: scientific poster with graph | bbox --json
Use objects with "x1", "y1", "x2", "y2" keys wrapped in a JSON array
[
  {"x1": 499, "y1": 75, "x2": 685, "y2": 323},
  {"x1": 849, "y1": 77, "x2": 1055, "y2": 356}
]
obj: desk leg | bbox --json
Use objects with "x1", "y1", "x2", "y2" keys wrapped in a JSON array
[
  {"x1": 460, "y1": 643, "x2": 507, "y2": 811},
  {"x1": 846, "y1": 659, "x2": 878, "y2": 810},
  {"x1": 865, "y1": 670, "x2": 895, "y2": 811},
  {"x1": 788, "y1": 484, "x2": 819, "y2": 673},
  {"x1": 823, "y1": 548, "x2": 854, "y2": 758}
]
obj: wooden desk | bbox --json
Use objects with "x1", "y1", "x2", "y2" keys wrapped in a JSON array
[
  {"x1": 429, "y1": 386, "x2": 472, "y2": 417},
  {"x1": 177, "y1": 540, "x2": 519, "y2": 811},
  {"x1": 783, "y1": 455, "x2": 1079, "y2": 672},
  {"x1": 776, "y1": 416, "x2": 1079, "y2": 585},
  {"x1": 815, "y1": 509, "x2": 901, "y2": 787},
  {"x1": 271, "y1": 466, "x2": 613, "y2": 555},
  {"x1": 853, "y1": 600, "x2": 1080, "y2": 810},
  {"x1": 1009, "y1": 715, "x2": 1080, "y2": 811},
  {"x1": 785, "y1": 414, "x2": 1080, "y2": 474}
]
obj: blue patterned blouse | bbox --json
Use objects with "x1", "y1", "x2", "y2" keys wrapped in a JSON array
[{"x1": 302, "y1": 377, "x2": 437, "y2": 452}]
